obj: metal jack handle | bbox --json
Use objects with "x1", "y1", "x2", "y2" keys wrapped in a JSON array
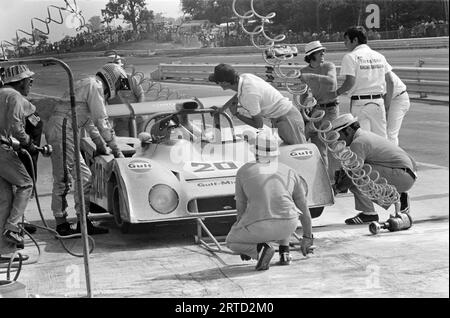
[{"x1": 1, "y1": 57, "x2": 93, "y2": 298}]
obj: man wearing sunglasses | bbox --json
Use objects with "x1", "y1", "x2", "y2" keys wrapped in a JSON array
[{"x1": 0, "y1": 64, "x2": 38, "y2": 260}]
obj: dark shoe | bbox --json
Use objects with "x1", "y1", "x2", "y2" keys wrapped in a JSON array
[
  {"x1": 345, "y1": 213, "x2": 379, "y2": 225},
  {"x1": 76, "y1": 219, "x2": 109, "y2": 235},
  {"x1": 22, "y1": 221, "x2": 37, "y2": 235},
  {"x1": 400, "y1": 192, "x2": 410, "y2": 213},
  {"x1": 0, "y1": 254, "x2": 29, "y2": 263},
  {"x1": 278, "y1": 252, "x2": 292, "y2": 266},
  {"x1": 240, "y1": 254, "x2": 251, "y2": 261},
  {"x1": 55, "y1": 222, "x2": 78, "y2": 237},
  {"x1": 2, "y1": 230, "x2": 24, "y2": 245},
  {"x1": 255, "y1": 243, "x2": 275, "y2": 271}
]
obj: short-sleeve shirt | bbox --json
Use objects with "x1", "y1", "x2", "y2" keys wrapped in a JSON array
[
  {"x1": 237, "y1": 73, "x2": 293, "y2": 119},
  {"x1": 340, "y1": 44, "x2": 392, "y2": 96},
  {"x1": 350, "y1": 128, "x2": 417, "y2": 171},
  {"x1": 300, "y1": 62, "x2": 338, "y2": 104},
  {"x1": 234, "y1": 161, "x2": 304, "y2": 227}
]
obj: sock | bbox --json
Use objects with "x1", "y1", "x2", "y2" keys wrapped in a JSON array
[{"x1": 279, "y1": 245, "x2": 290, "y2": 254}]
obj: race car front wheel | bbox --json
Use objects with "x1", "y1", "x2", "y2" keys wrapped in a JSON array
[{"x1": 112, "y1": 183, "x2": 132, "y2": 234}]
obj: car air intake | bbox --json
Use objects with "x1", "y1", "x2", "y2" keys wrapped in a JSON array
[{"x1": 188, "y1": 196, "x2": 236, "y2": 213}]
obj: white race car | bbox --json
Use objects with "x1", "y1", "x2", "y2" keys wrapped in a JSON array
[
  {"x1": 264, "y1": 45, "x2": 298, "y2": 59},
  {"x1": 81, "y1": 97, "x2": 334, "y2": 233}
]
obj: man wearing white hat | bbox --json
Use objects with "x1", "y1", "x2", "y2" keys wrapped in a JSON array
[
  {"x1": 299, "y1": 40, "x2": 339, "y2": 174},
  {"x1": 0, "y1": 64, "x2": 38, "y2": 257},
  {"x1": 225, "y1": 131, "x2": 314, "y2": 270},
  {"x1": 331, "y1": 113, "x2": 417, "y2": 224}
]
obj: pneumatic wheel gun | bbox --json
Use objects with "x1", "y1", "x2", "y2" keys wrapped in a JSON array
[{"x1": 369, "y1": 213, "x2": 413, "y2": 235}]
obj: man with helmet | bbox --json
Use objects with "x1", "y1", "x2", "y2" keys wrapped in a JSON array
[
  {"x1": 97, "y1": 62, "x2": 146, "y2": 137},
  {"x1": 0, "y1": 64, "x2": 38, "y2": 258},
  {"x1": 45, "y1": 65, "x2": 125, "y2": 236}
]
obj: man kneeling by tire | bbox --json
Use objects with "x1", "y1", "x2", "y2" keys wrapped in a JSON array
[{"x1": 226, "y1": 131, "x2": 314, "y2": 271}]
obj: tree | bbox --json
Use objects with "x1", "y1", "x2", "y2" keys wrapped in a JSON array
[
  {"x1": 88, "y1": 15, "x2": 104, "y2": 32},
  {"x1": 101, "y1": 0, "x2": 148, "y2": 32}
]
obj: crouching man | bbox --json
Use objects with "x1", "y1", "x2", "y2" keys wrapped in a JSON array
[
  {"x1": 331, "y1": 114, "x2": 417, "y2": 224},
  {"x1": 226, "y1": 131, "x2": 314, "y2": 271}
]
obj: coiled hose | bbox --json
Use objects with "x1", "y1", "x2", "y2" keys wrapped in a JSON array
[{"x1": 231, "y1": 0, "x2": 400, "y2": 209}]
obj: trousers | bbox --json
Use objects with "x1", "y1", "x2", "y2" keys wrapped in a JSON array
[
  {"x1": 45, "y1": 114, "x2": 92, "y2": 218},
  {"x1": 226, "y1": 218, "x2": 298, "y2": 259},
  {"x1": 0, "y1": 144, "x2": 33, "y2": 254},
  {"x1": 271, "y1": 106, "x2": 306, "y2": 145},
  {"x1": 387, "y1": 92, "x2": 410, "y2": 146},
  {"x1": 350, "y1": 99, "x2": 387, "y2": 139},
  {"x1": 349, "y1": 164, "x2": 416, "y2": 212}
]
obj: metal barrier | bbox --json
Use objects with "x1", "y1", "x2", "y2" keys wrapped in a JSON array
[{"x1": 151, "y1": 63, "x2": 449, "y2": 96}]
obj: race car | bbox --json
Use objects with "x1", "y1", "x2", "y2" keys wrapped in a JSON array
[
  {"x1": 264, "y1": 44, "x2": 298, "y2": 59},
  {"x1": 81, "y1": 96, "x2": 334, "y2": 233}
]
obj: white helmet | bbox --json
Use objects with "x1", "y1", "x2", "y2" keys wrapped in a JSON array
[{"x1": 96, "y1": 63, "x2": 128, "y2": 99}]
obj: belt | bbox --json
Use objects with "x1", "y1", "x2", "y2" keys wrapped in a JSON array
[
  {"x1": 317, "y1": 101, "x2": 338, "y2": 108},
  {"x1": 395, "y1": 90, "x2": 407, "y2": 98},
  {"x1": 401, "y1": 167, "x2": 417, "y2": 180},
  {"x1": 351, "y1": 94, "x2": 383, "y2": 100}
]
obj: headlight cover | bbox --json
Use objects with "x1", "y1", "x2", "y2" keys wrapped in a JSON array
[{"x1": 148, "y1": 184, "x2": 179, "y2": 214}]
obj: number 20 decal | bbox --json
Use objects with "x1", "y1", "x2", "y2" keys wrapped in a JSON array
[{"x1": 191, "y1": 162, "x2": 238, "y2": 173}]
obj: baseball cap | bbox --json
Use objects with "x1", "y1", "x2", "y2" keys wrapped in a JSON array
[
  {"x1": 2, "y1": 64, "x2": 34, "y2": 84},
  {"x1": 331, "y1": 113, "x2": 358, "y2": 132},
  {"x1": 304, "y1": 41, "x2": 326, "y2": 56},
  {"x1": 208, "y1": 63, "x2": 237, "y2": 83}
]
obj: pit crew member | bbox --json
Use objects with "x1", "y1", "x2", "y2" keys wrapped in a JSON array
[
  {"x1": 209, "y1": 63, "x2": 306, "y2": 145},
  {"x1": 226, "y1": 131, "x2": 314, "y2": 270},
  {"x1": 331, "y1": 114, "x2": 417, "y2": 224}
]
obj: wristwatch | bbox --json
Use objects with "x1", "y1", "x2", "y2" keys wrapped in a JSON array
[{"x1": 303, "y1": 234, "x2": 313, "y2": 239}]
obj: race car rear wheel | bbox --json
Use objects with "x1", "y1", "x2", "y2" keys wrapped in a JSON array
[
  {"x1": 112, "y1": 184, "x2": 131, "y2": 234},
  {"x1": 310, "y1": 207, "x2": 324, "y2": 219}
]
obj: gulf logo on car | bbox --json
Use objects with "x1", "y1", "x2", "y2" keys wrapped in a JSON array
[
  {"x1": 127, "y1": 160, "x2": 152, "y2": 173},
  {"x1": 290, "y1": 148, "x2": 314, "y2": 160}
]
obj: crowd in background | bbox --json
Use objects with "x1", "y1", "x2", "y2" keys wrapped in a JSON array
[{"x1": 5, "y1": 17, "x2": 449, "y2": 57}]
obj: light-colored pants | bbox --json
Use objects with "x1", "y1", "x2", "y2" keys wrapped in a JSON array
[
  {"x1": 350, "y1": 98, "x2": 387, "y2": 139},
  {"x1": 387, "y1": 92, "x2": 410, "y2": 146},
  {"x1": 271, "y1": 107, "x2": 306, "y2": 145},
  {"x1": 349, "y1": 164, "x2": 416, "y2": 212},
  {"x1": 226, "y1": 218, "x2": 298, "y2": 259},
  {"x1": 305, "y1": 104, "x2": 339, "y2": 173},
  {"x1": 0, "y1": 145, "x2": 33, "y2": 233},
  {"x1": 45, "y1": 115, "x2": 92, "y2": 218}
]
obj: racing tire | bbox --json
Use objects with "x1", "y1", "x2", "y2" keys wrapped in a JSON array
[
  {"x1": 112, "y1": 184, "x2": 132, "y2": 234},
  {"x1": 310, "y1": 207, "x2": 324, "y2": 219}
]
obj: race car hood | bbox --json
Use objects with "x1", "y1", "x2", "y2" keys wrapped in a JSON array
[{"x1": 137, "y1": 139, "x2": 255, "y2": 181}]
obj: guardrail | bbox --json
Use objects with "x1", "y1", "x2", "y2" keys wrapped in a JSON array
[{"x1": 151, "y1": 63, "x2": 449, "y2": 96}]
